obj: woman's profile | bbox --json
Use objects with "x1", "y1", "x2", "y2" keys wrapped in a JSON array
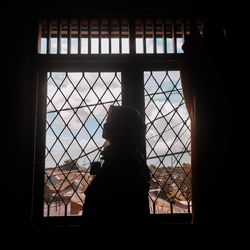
[{"x1": 82, "y1": 105, "x2": 151, "y2": 231}]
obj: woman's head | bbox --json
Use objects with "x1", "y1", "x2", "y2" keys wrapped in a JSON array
[{"x1": 102, "y1": 106, "x2": 146, "y2": 147}]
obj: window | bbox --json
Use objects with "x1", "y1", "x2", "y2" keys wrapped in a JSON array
[
  {"x1": 44, "y1": 72, "x2": 122, "y2": 217},
  {"x1": 144, "y1": 71, "x2": 191, "y2": 214},
  {"x1": 34, "y1": 16, "x2": 202, "y2": 222}
]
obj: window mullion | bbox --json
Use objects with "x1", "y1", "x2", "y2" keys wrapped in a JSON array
[
  {"x1": 129, "y1": 18, "x2": 136, "y2": 54},
  {"x1": 33, "y1": 71, "x2": 48, "y2": 223},
  {"x1": 121, "y1": 66, "x2": 145, "y2": 154}
]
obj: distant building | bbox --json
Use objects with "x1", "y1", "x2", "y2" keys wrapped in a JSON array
[
  {"x1": 44, "y1": 168, "x2": 89, "y2": 216},
  {"x1": 44, "y1": 166, "x2": 191, "y2": 216}
]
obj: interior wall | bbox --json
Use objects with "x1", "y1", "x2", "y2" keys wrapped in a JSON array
[{"x1": 5, "y1": 0, "x2": 240, "y2": 234}]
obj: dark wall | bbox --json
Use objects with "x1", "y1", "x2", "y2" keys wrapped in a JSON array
[
  {"x1": 6, "y1": 2, "x2": 37, "y2": 228},
  {"x1": 6, "y1": 0, "x2": 242, "y2": 237}
]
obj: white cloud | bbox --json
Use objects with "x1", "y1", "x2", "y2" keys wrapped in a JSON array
[
  {"x1": 168, "y1": 71, "x2": 180, "y2": 83},
  {"x1": 47, "y1": 72, "x2": 121, "y2": 130},
  {"x1": 146, "y1": 101, "x2": 190, "y2": 156},
  {"x1": 145, "y1": 70, "x2": 190, "y2": 162}
]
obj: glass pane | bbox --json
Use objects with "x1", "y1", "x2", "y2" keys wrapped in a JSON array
[
  {"x1": 111, "y1": 38, "x2": 119, "y2": 54},
  {"x1": 71, "y1": 38, "x2": 78, "y2": 54},
  {"x1": 81, "y1": 38, "x2": 88, "y2": 54},
  {"x1": 136, "y1": 38, "x2": 143, "y2": 54},
  {"x1": 144, "y1": 70, "x2": 191, "y2": 214},
  {"x1": 91, "y1": 38, "x2": 99, "y2": 54},
  {"x1": 101, "y1": 38, "x2": 109, "y2": 54},
  {"x1": 44, "y1": 71, "x2": 122, "y2": 217},
  {"x1": 121, "y1": 38, "x2": 129, "y2": 54}
]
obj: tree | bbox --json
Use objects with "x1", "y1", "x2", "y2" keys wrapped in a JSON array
[{"x1": 60, "y1": 159, "x2": 79, "y2": 171}]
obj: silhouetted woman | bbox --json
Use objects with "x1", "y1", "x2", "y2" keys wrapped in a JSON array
[{"x1": 82, "y1": 105, "x2": 151, "y2": 232}]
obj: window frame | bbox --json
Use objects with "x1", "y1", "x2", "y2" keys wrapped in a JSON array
[{"x1": 33, "y1": 15, "x2": 195, "y2": 226}]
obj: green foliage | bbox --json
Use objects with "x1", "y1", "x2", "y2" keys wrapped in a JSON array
[{"x1": 60, "y1": 159, "x2": 79, "y2": 171}]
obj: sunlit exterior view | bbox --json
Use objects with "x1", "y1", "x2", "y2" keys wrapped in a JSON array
[
  {"x1": 43, "y1": 71, "x2": 191, "y2": 216},
  {"x1": 145, "y1": 71, "x2": 191, "y2": 214}
]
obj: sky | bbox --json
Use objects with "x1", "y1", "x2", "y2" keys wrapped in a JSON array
[{"x1": 144, "y1": 71, "x2": 190, "y2": 167}]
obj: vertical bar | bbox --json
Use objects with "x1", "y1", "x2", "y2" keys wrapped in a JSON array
[
  {"x1": 57, "y1": 19, "x2": 61, "y2": 54},
  {"x1": 67, "y1": 19, "x2": 71, "y2": 54},
  {"x1": 122, "y1": 65, "x2": 145, "y2": 155},
  {"x1": 37, "y1": 22, "x2": 42, "y2": 54},
  {"x1": 88, "y1": 19, "x2": 91, "y2": 54},
  {"x1": 143, "y1": 19, "x2": 146, "y2": 54},
  {"x1": 153, "y1": 19, "x2": 157, "y2": 54},
  {"x1": 119, "y1": 18, "x2": 122, "y2": 54},
  {"x1": 98, "y1": 18, "x2": 101, "y2": 54},
  {"x1": 47, "y1": 204, "x2": 50, "y2": 217},
  {"x1": 129, "y1": 18, "x2": 136, "y2": 54},
  {"x1": 190, "y1": 18, "x2": 197, "y2": 39},
  {"x1": 163, "y1": 18, "x2": 167, "y2": 54},
  {"x1": 126, "y1": 19, "x2": 130, "y2": 54},
  {"x1": 65, "y1": 204, "x2": 67, "y2": 216},
  {"x1": 46, "y1": 19, "x2": 51, "y2": 54},
  {"x1": 33, "y1": 71, "x2": 48, "y2": 223},
  {"x1": 183, "y1": 19, "x2": 187, "y2": 44},
  {"x1": 30, "y1": 21, "x2": 40, "y2": 220},
  {"x1": 108, "y1": 19, "x2": 111, "y2": 54},
  {"x1": 172, "y1": 19, "x2": 177, "y2": 54},
  {"x1": 78, "y1": 19, "x2": 81, "y2": 54}
]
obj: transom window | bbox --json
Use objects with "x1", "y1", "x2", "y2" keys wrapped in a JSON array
[{"x1": 38, "y1": 18, "x2": 203, "y2": 55}]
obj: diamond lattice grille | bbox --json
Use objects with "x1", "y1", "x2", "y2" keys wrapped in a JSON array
[
  {"x1": 44, "y1": 72, "x2": 122, "y2": 216},
  {"x1": 144, "y1": 71, "x2": 191, "y2": 214}
]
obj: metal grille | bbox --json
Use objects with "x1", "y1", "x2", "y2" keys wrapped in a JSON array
[
  {"x1": 44, "y1": 72, "x2": 122, "y2": 216},
  {"x1": 38, "y1": 19, "x2": 129, "y2": 54},
  {"x1": 144, "y1": 71, "x2": 191, "y2": 214},
  {"x1": 135, "y1": 18, "x2": 203, "y2": 54},
  {"x1": 38, "y1": 18, "x2": 203, "y2": 55}
]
